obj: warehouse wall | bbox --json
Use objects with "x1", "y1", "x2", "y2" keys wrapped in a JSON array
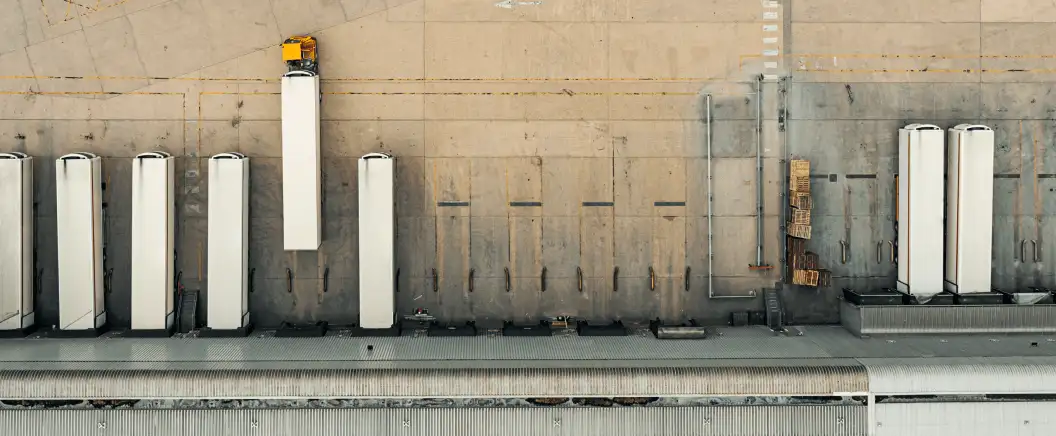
[
  {"x1": 784, "y1": 1, "x2": 1056, "y2": 320},
  {"x1": 0, "y1": 0, "x2": 1051, "y2": 328}
]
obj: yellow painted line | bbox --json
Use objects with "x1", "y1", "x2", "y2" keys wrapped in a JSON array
[
  {"x1": 197, "y1": 91, "x2": 701, "y2": 96},
  {"x1": 200, "y1": 91, "x2": 278, "y2": 96},
  {"x1": 0, "y1": 75, "x2": 724, "y2": 83},
  {"x1": 0, "y1": 90, "x2": 183, "y2": 95},
  {"x1": 800, "y1": 68, "x2": 978, "y2": 73},
  {"x1": 791, "y1": 53, "x2": 1056, "y2": 59}
]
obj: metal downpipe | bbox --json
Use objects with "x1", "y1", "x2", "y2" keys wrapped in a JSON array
[{"x1": 754, "y1": 75, "x2": 766, "y2": 268}]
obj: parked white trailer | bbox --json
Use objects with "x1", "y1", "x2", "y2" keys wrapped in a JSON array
[
  {"x1": 897, "y1": 124, "x2": 945, "y2": 301},
  {"x1": 358, "y1": 153, "x2": 396, "y2": 329},
  {"x1": 207, "y1": 153, "x2": 250, "y2": 332},
  {"x1": 55, "y1": 152, "x2": 106, "y2": 332},
  {"x1": 131, "y1": 152, "x2": 175, "y2": 333},
  {"x1": 281, "y1": 71, "x2": 322, "y2": 251},
  {"x1": 0, "y1": 153, "x2": 34, "y2": 333},
  {"x1": 945, "y1": 125, "x2": 995, "y2": 294}
]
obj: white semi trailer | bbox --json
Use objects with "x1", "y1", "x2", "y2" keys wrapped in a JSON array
[{"x1": 281, "y1": 35, "x2": 322, "y2": 251}]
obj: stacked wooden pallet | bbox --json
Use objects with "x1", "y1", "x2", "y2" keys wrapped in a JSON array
[
  {"x1": 787, "y1": 160, "x2": 812, "y2": 242},
  {"x1": 786, "y1": 159, "x2": 830, "y2": 287}
]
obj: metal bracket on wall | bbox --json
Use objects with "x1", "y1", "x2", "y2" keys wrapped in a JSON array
[
  {"x1": 431, "y1": 268, "x2": 438, "y2": 293},
  {"x1": 323, "y1": 267, "x2": 329, "y2": 293},
  {"x1": 613, "y1": 267, "x2": 619, "y2": 292},
  {"x1": 286, "y1": 268, "x2": 292, "y2": 293},
  {"x1": 648, "y1": 267, "x2": 656, "y2": 291},
  {"x1": 839, "y1": 241, "x2": 848, "y2": 264},
  {"x1": 394, "y1": 268, "x2": 399, "y2": 293},
  {"x1": 104, "y1": 268, "x2": 113, "y2": 294},
  {"x1": 504, "y1": 268, "x2": 511, "y2": 293},
  {"x1": 541, "y1": 267, "x2": 547, "y2": 292},
  {"x1": 249, "y1": 268, "x2": 255, "y2": 293},
  {"x1": 468, "y1": 269, "x2": 475, "y2": 293},
  {"x1": 685, "y1": 267, "x2": 691, "y2": 292},
  {"x1": 576, "y1": 267, "x2": 583, "y2": 293}
]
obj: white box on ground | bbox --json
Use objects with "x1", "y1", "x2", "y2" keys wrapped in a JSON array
[
  {"x1": 207, "y1": 153, "x2": 250, "y2": 330},
  {"x1": 358, "y1": 153, "x2": 396, "y2": 329},
  {"x1": 131, "y1": 152, "x2": 175, "y2": 331},
  {"x1": 281, "y1": 73, "x2": 322, "y2": 251},
  {"x1": 897, "y1": 124, "x2": 945, "y2": 300},
  {"x1": 945, "y1": 124, "x2": 995, "y2": 294},
  {"x1": 56, "y1": 152, "x2": 106, "y2": 330},
  {"x1": 0, "y1": 153, "x2": 34, "y2": 331}
]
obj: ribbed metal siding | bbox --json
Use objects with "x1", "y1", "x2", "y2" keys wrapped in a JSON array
[
  {"x1": 867, "y1": 364, "x2": 1056, "y2": 394},
  {"x1": 874, "y1": 402, "x2": 1056, "y2": 436},
  {"x1": 0, "y1": 367, "x2": 867, "y2": 399},
  {"x1": 843, "y1": 302, "x2": 1056, "y2": 335},
  {"x1": 0, "y1": 335, "x2": 830, "y2": 362},
  {"x1": 3, "y1": 406, "x2": 867, "y2": 436}
]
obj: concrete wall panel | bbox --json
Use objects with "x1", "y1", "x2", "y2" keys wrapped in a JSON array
[
  {"x1": 791, "y1": 24, "x2": 981, "y2": 83},
  {"x1": 271, "y1": 0, "x2": 350, "y2": 37},
  {"x1": 316, "y1": 15, "x2": 423, "y2": 79},
  {"x1": 793, "y1": 0, "x2": 980, "y2": 23},
  {"x1": 982, "y1": 24, "x2": 1056, "y2": 82},
  {"x1": 504, "y1": 23, "x2": 608, "y2": 79},
  {"x1": 4, "y1": 0, "x2": 1052, "y2": 327},
  {"x1": 424, "y1": 23, "x2": 505, "y2": 79},
  {"x1": 126, "y1": 0, "x2": 213, "y2": 77},
  {"x1": 424, "y1": 0, "x2": 616, "y2": 23},
  {"x1": 425, "y1": 83, "x2": 610, "y2": 121},
  {"x1": 608, "y1": 24, "x2": 759, "y2": 80},
  {"x1": 614, "y1": 158, "x2": 685, "y2": 216},
  {"x1": 982, "y1": 0, "x2": 1056, "y2": 23}
]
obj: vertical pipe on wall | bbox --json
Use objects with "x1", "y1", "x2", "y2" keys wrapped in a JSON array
[
  {"x1": 779, "y1": 76, "x2": 790, "y2": 277},
  {"x1": 754, "y1": 75, "x2": 766, "y2": 268}
]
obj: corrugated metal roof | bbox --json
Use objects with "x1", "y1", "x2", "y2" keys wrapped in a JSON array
[
  {"x1": 0, "y1": 367, "x2": 868, "y2": 399},
  {"x1": 0, "y1": 335, "x2": 831, "y2": 362},
  {"x1": 842, "y1": 302, "x2": 1056, "y2": 335},
  {"x1": 0, "y1": 357, "x2": 866, "y2": 371},
  {"x1": 866, "y1": 364, "x2": 1056, "y2": 395},
  {"x1": 1, "y1": 327, "x2": 1053, "y2": 368},
  {"x1": 874, "y1": 402, "x2": 1056, "y2": 436},
  {"x1": 2, "y1": 406, "x2": 867, "y2": 436}
]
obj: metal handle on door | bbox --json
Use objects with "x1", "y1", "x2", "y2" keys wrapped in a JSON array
[
  {"x1": 876, "y1": 242, "x2": 882, "y2": 264},
  {"x1": 839, "y1": 241, "x2": 847, "y2": 264},
  {"x1": 887, "y1": 241, "x2": 894, "y2": 263},
  {"x1": 1032, "y1": 240, "x2": 1039, "y2": 263},
  {"x1": 1021, "y1": 240, "x2": 1027, "y2": 262},
  {"x1": 649, "y1": 267, "x2": 656, "y2": 291}
]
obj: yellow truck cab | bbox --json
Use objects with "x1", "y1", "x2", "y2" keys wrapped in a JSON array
[{"x1": 282, "y1": 35, "x2": 318, "y2": 74}]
